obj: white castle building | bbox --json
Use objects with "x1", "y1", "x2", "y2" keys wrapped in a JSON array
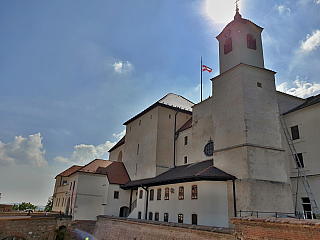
[{"x1": 52, "y1": 10, "x2": 320, "y2": 228}]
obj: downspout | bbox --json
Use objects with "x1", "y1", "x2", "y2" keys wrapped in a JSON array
[
  {"x1": 173, "y1": 110, "x2": 179, "y2": 167},
  {"x1": 129, "y1": 189, "x2": 133, "y2": 213},
  {"x1": 233, "y1": 179, "x2": 237, "y2": 217},
  {"x1": 142, "y1": 186, "x2": 149, "y2": 220}
]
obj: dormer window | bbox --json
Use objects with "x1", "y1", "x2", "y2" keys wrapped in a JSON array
[
  {"x1": 224, "y1": 37, "x2": 232, "y2": 54},
  {"x1": 247, "y1": 34, "x2": 256, "y2": 50}
]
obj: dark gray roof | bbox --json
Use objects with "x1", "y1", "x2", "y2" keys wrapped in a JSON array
[
  {"x1": 284, "y1": 94, "x2": 320, "y2": 115},
  {"x1": 121, "y1": 160, "x2": 236, "y2": 189}
]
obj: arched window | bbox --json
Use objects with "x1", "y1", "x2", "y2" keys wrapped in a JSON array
[
  {"x1": 179, "y1": 186, "x2": 184, "y2": 200},
  {"x1": 117, "y1": 151, "x2": 123, "y2": 162},
  {"x1": 191, "y1": 185, "x2": 198, "y2": 199},
  {"x1": 155, "y1": 212, "x2": 159, "y2": 221},
  {"x1": 138, "y1": 211, "x2": 141, "y2": 219},
  {"x1": 178, "y1": 213, "x2": 183, "y2": 223},
  {"x1": 150, "y1": 189, "x2": 154, "y2": 201},
  {"x1": 224, "y1": 37, "x2": 232, "y2": 54},
  {"x1": 165, "y1": 188, "x2": 169, "y2": 200},
  {"x1": 164, "y1": 213, "x2": 169, "y2": 222},
  {"x1": 149, "y1": 212, "x2": 153, "y2": 220},
  {"x1": 157, "y1": 188, "x2": 161, "y2": 200},
  {"x1": 247, "y1": 34, "x2": 256, "y2": 50}
]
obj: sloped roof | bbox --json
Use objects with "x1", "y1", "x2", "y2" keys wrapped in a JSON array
[
  {"x1": 121, "y1": 160, "x2": 235, "y2": 189},
  {"x1": 284, "y1": 94, "x2": 320, "y2": 115},
  {"x1": 216, "y1": 12, "x2": 263, "y2": 39},
  {"x1": 123, "y1": 93, "x2": 194, "y2": 125},
  {"x1": 177, "y1": 117, "x2": 192, "y2": 133},
  {"x1": 108, "y1": 136, "x2": 125, "y2": 153},
  {"x1": 56, "y1": 165, "x2": 82, "y2": 178}
]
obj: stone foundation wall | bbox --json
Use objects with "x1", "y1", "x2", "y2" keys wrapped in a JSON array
[
  {"x1": 232, "y1": 217, "x2": 320, "y2": 240},
  {"x1": 94, "y1": 215, "x2": 234, "y2": 240}
]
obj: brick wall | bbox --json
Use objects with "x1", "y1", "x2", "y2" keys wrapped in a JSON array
[
  {"x1": 94, "y1": 215, "x2": 234, "y2": 240},
  {"x1": 232, "y1": 217, "x2": 320, "y2": 240}
]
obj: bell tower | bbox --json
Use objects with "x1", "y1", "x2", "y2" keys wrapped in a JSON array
[{"x1": 216, "y1": 9, "x2": 264, "y2": 74}]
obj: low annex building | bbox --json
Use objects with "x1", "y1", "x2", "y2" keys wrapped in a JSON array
[{"x1": 52, "y1": 10, "x2": 320, "y2": 227}]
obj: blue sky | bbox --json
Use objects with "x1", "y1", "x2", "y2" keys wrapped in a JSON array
[{"x1": 1, "y1": 0, "x2": 320, "y2": 205}]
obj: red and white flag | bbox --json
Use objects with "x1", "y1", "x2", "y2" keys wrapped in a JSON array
[{"x1": 202, "y1": 65, "x2": 212, "y2": 73}]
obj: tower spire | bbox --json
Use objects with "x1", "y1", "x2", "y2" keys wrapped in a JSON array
[{"x1": 235, "y1": 0, "x2": 240, "y2": 13}]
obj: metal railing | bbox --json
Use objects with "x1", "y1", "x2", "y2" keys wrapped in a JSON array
[{"x1": 237, "y1": 210, "x2": 316, "y2": 220}]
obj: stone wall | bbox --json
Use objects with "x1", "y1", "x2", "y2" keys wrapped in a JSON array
[
  {"x1": 94, "y1": 215, "x2": 234, "y2": 240},
  {"x1": 232, "y1": 217, "x2": 320, "y2": 240}
]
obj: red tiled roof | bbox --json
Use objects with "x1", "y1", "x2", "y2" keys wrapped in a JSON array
[
  {"x1": 108, "y1": 136, "x2": 125, "y2": 153},
  {"x1": 177, "y1": 118, "x2": 192, "y2": 133},
  {"x1": 78, "y1": 159, "x2": 130, "y2": 185},
  {"x1": 56, "y1": 165, "x2": 82, "y2": 177}
]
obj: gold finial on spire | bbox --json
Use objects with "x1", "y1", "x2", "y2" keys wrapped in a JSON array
[{"x1": 235, "y1": 0, "x2": 240, "y2": 12}]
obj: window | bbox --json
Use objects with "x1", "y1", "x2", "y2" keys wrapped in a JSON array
[
  {"x1": 184, "y1": 136, "x2": 188, "y2": 145},
  {"x1": 178, "y1": 214, "x2": 183, "y2": 223},
  {"x1": 291, "y1": 125, "x2": 300, "y2": 140},
  {"x1": 155, "y1": 212, "x2": 159, "y2": 221},
  {"x1": 114, "y1": 191, "x2": 119, "y2": 199},
  {"x1": 257, "y1": 82, "x2": 262, "y2": 88},
  {"x1": 184, "y1": 156, "x2": 188, "y2": 164},
  {"x1": 157, "y1": 188, "x2": 161, "y2": 200},
  {"x1": 191, "y1": 185, "x2": 197, "y2": 199},
  {"x1": 164, "y1": 213, "x2": 169, "y2": 222},
  {"x1": 192, "y1": 214, "x2": 198, "y2": 225},
  {"x1": 295, "y1": 153, "x2": 304, "y2": 168},
  {"x1": 150, "y1": 115, "x2": 152, "y2": 119},
  {"x1": 69, "y1": 182, "x2": 73, "y2": 191},
  {"x1": 204, "y1": 139, "x2": 214, "y2": 157},
  {"x1": 149, "y1": 212, "x2": 153, "y2": 220},
  {"x1": 150, "y1": 189, "x2": 154, "y2": 201},
  {"x1": 169, "y1": 114, "x2": 171, "y2": 119},
  {"x1": 165, "y1": 188, "x2": 169, "y2": 200},
  {"x1": 62, "y1": 198, "x2": 64, "y2": 206},
  {"x1": 302, "y1": 197, "x2": 313, "y2": 219},
  {"x1": 139, "y1": 190, "x2": 143, "y2": 199},
  {"x1": 179, "y1": 187, "x2": 184, "y2": 200},
  {"x1": 139, "y1": 120, "x2": 141, "y2": 126},
  {"x1": 137, "y1": 144, "x2": 139, "y2": 155},
  {"x1": 138, "y1": 211, "x2": 142, "y2": 219},
  {"x1": 62, "y1": 180, "x2": 67, "y2": 185},
  {"x1": 224, "y1": 37, "x2": 232, "y2": 54},
  {"x1": 247, "y1": 34, "x2": 257, "y2": 50}
]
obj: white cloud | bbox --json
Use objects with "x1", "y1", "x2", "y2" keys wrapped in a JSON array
[
  {"x1": 53, "y1": 130, "x2": 126, "y2": 165},
  {"x1": 277, "y1": 76, "x2": 320, "y2": 98},
  {"x1": 113, "y1": 61, "x2": 134, "y2": 74},
  {"x1": 0, "y1": 133, "x2": 48, "y2": 167},
  {"x1": 299, "y1": 30, "x2": 320, "y2": 54},
  {"x1": 277, "y1": 5, "x2": 290, "y2": 13},
  {"x1": 112, "y1": 129, "x2": 126, "y2": 140}
]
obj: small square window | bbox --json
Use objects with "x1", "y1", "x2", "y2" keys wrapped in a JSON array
[
  {"x1": 62, "y1": 180, "x2": 67, "y2": 185},
  {"x1": 114, "y1": 191, "x2": 119, "y2": 199},
  {"x1": 184, "y1": 156, "x2": 188, "y2": 164},
  {"x1": 257, "y1": 82, "x2": 262, "y2": 88},
  {"x1": 291, "y1": 125, "x2": 300, "y2": 140}
]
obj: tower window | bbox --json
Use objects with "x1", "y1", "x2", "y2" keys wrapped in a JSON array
[
  {"x1": 291, "y1": 125, "x2": 300, "y2": 140},
  {"x1": 184, "y1": 156, "x2": 188, "y2": 164},
  {"x1": 257, "y1": 82, "x2": 262, "y2": 88},
  {"x1": 224, "y1": 37, "x2": 232, "y2": 54},
  {"x1": 169, "y1": 114, "x2": 171, "y2": 119},
  {"x1": 247, "y1": 34, "x2": 257, "y2": 50},
  {"x1": 184, "y1": 136, "x2": 188, "y2": 145},
  {"x1": 139, "y1": 120, "x2": 141, "y2": 126}
]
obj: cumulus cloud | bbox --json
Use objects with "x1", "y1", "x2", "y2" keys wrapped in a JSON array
[
  {"x1": 54, "y1": 130, "x2": 126, "y2": 165},
  {"x1": 0, "y1": 133, "x2": 48, "y2": 167},
  {"x1": 113, "y1": 61, "x2": 134, "y2": 74},
  {"x1": 277, "y1": 5, "x2": 290, "y2": 13},
  {"x1": 277, "y1": 76, "x2": 320, "y2": 98},
  {"x1": 299, "y1": 30, "x2": 320, "y2": 54},
  {"x1": 112, "y1": 129, "x2": 126, "y2": 140}
]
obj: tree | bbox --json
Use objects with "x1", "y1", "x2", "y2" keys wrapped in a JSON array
[
  {"x1": 12, "y1": 204, "x2": 19, "y2": 211},
  {"x1": 44, "y1": 196, "x2": 53, "y2": 212},
  {"x1": 18, "y1": 202, "x2": 37, "y2": 211}
]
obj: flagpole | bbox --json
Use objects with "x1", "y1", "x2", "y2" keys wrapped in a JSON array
[{"x1": 201, "y1": 57, "x2": 203, "y2": 102}]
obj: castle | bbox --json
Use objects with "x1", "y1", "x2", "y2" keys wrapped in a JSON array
[{"x1": 52, "y1": 10, "x2": 320, "y2": 228}]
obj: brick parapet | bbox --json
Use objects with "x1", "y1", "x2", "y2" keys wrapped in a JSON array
[{"x1": 231, "y1": 217, "x2": 320, "y2": 240}]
